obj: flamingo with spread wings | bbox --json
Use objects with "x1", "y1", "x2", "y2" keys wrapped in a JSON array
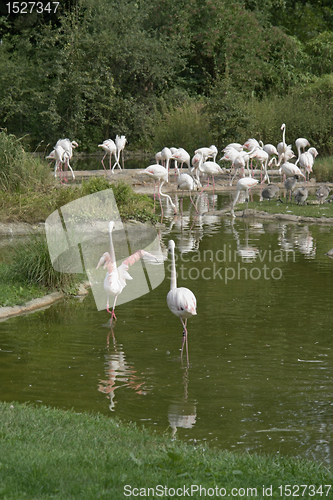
[{"x1": 96, "y1": 221, "x2": 160, "y2": 325}]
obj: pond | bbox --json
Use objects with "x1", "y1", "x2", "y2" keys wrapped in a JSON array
[{"x1": 1, "y1": 193, "x2": 333, "y2": 465}]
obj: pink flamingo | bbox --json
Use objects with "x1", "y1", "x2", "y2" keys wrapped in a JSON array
[
  {"x1": 167, "y1": 239, "x2": 197, "y2": 366},
  {"x1": 96, "y1": 221, "x2": 160, "y2": 325}
]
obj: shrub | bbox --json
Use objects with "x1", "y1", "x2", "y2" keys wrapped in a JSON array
[
  {"x1": 8, "y1": 234, "x2": 83, "y2": 292},
  {"x1": 152, "y1": 100, "x2": 213, "y2": 154},
  {"x1": 0, "y1": 129, "x2": 53, "y2": 192}
]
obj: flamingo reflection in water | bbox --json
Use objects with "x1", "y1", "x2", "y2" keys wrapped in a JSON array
[
  {"x1": 168, "y1": 367, "x2": 196, "y2": 438},
  {"x1": 96, "y1": 221, "x2": 162, "y2": 325},
  {"x1": 98, "y1": 330, "x2": 146, "y2": 411}
]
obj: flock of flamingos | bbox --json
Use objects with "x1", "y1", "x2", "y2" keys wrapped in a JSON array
[
  {"x1": 45, "y1": 125, "x2": 330, "y2": 364},
  {"x1": 46, "y1": 123, "x2": 329, "y2": 219}
]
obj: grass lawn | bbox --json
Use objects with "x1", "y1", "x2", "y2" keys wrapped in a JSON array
[
  {"x1": 0, "y1": 402, "x2": 331, "y2": 499},
  {"x1": 237, "y1": 194, "x2": 333, "y2": 219}
]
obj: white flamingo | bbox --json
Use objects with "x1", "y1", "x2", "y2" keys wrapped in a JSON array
[
  {"x1": 96, "y1": 221, "x2": 160, "y2": 325},
  {"x1": 170, "y1": 148, "x2": 191, "y2": 173},
  {"x1": 280, "y1": 161, "x2": 306, "y2": 180},
  {"x1": 167, "y1": 239, "x2": 197, "y2": 366},
  {"x1": 54, "y1": 138, "x2": 78, "y2": 180},
  {"x1": 295, "y1": 137, "x2": 310, "y2": 159},
  {"x1": 98, "y1": 139, "x2": 117, "y2": 171},
  {"x1": 197, "y1": 152, "x2": 223, "y2": 208},
  {"x1": 296, "y1": 147, "x2": 318, "y2": 181},
  {"x1": 231, "y1": 177, "x2": 259, "y2": 217},
  {"x1": 177, "y1": 173, "x2": 199, "y2": 214},
  {"x1": 114, "y1": 135, "x2": 127, "y2": 170},
  {"x1": 141, "y1": 164, "x2": 177, "y2": 216}
]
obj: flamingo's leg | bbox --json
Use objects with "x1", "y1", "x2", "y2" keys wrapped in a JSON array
[{"x1": 180, "y1": 318, "x2": 189, "y2": 366}]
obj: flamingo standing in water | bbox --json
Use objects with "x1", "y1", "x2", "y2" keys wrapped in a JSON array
[
  {"x1": 141, "y1": 163, "x2": 177, "y2": 216},
  {"x1": 197, "y1": 152, "x2": 223, "y2": 208},
  {"x1": 167, "y1": 239, "x2": 197, "y2": 366},
  {"x1": 231, "y1": 177, "x2": 259, "y2": 217},
  {"x1": 177, "y1": 172, "x2": 199, "y2": 214},
  {"x1": 96, "y1": 221, "x2": 160, "y2": 325}
]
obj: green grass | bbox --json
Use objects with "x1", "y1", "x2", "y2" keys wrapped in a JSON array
[
  {"x1": 238, "y1": 195, "x2": 333, "y2": 219},
  {"x1": 0, "y1": 402, "x2": 331, "y2": 500},
  {"x1": 0, "y1": 178, "x2": 156, "y2": 224},
  {"x1": 0, "y1": 263, "x2": 49, "y2": 307},
  {"x1": 0, "y1": 235, "x2": 85, "y2": 307}
]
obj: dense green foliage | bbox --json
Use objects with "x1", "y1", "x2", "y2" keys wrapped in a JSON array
[
  {"x1": 0, "y1": 402, "x2": 331, "y2": 499},
  {"x1": 1, "y1": 0, "x2": 333, "y2": 153}
]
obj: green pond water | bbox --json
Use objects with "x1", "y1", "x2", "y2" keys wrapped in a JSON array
[{"x1": 1, "y1": 194, "x2": 333, "y2": 465}]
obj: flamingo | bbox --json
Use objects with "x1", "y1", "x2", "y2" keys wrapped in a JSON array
[
  {"x1": 242, "y1": 138, "x2": 260, "y2": 152},
  {"x1": 54, "y1": 138, "x2": 78, "y2": 180},
  {"x1": 55, "y1": 138, "x2": 78, "y2": 158},
  {"x1": 177, "y1": 173, "x2": 199, "y2": 214},
  {"x1": 98, "y1": 139, "x2": 117, "y2": 171},
  {"x1": 194, "y1": 146, "x2": 215, "y2": 161},
  {"x1": 316, "y1": 185, "x2": 331, "y2": 204},
  {"x1": 197, "y1": 153, "x2": 223, "y2": 208},
  {"x1": 284, "y1": 175, "x2": 299, "y2": 202},
  {"x1": 167, "y1": 239, "x2": 197, "y2": 366},
  {"x1": 161, "y1": 147, "x2": 172, "y2": 170},
  {"x1": 231, "y1": 177, "x2": 259, "y2": 217},
  {"x1": 111, "y1": 135, "x2": 127, "y2": 170},
  {"x1": 295, "y1": 137, "x2": 310, "y2": 159},
  {"x1": 51, "y1": 144, "x2": 74, "y2": 181},
  {"x1": 294, "y1": 187, "x2": 308, "y2": 205},
  {"x1": 296, "y1": 147, "x2": 318, "y2": 181},
  {"x1": 273, "y1": 123, "x2": 295, "y2": 167},
  {"x1": 191, "y1": 152, "x2": 203, "y2": 186},
  {"x1": 209, "y1": 145, "x2": 218, "y2": 162},
  {"x1": 261, "y1": 142, "x2": 278, "y2": 165},
  {"x1": 279, "y1": 161, "x2": 306, "y2": 180},
  {"x1": 155, "y1": 151, "x2": 163, "y2": 164},
  {"x1": 141, "y1": 164, "x2": 177, "y2": 216},
  {"x1": 249, "y1": 148, "x2": 270, "y2": 183},
  {"x1": 261, "y1": 184, "x2": 283, "y2": 203},
  {"x1": 222, "y1": 142, "x2": 243, "y2": 153},
  {"x1": 170, "y1": 148, "x2": 191, "y2": 174},
  {"x1": 220, "y1": 147, "x2": 244, "y2": 185},
  {"x1": 96, "y1": 221, "x2": 160, "y2": 325}
]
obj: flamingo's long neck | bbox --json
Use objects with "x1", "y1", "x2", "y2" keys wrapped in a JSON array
[
  {"x1": 159, "y1": 181, "x2": 176, "y2": 212},
  {"x1": 109, "y1": 226, "x2": 117, "y2": 266},
  {"x1": 170, "y1": 246, "x2": 177, "y2": 290}
]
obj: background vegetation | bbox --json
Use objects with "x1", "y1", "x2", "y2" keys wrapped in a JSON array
[{"x1": 1, "y1": 0, "x2": 333, "y2": 154}]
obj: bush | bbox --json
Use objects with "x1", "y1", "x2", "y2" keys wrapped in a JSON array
[
  {"x1": 152, "y1": 100, "x2": 213, "y2": 154},
  {"x1": 0, "y1": 129, "x2": 53, "y2": 192},
  {"x1": 8, "y1": 234, "x2": 83, "y2": 292}
]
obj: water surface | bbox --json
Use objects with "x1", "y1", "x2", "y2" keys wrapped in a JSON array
[{"x1": 1, "y1": 197, "x2": 333, "y2": 464}]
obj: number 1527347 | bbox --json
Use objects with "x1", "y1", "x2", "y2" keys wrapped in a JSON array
[{"x1": 6, "y1": 2, "x2": 59, "y2": 14}]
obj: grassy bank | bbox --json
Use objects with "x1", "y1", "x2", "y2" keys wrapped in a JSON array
[
  {"x1": 238, "y1": 196, "x2": 333, "y2": 219},
  {"x1": 0, "y1": 402, "x2": 331, "y2": 500},
  {"x1": 0, "y1": 177, "x2": 157, "y2": 224}
]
